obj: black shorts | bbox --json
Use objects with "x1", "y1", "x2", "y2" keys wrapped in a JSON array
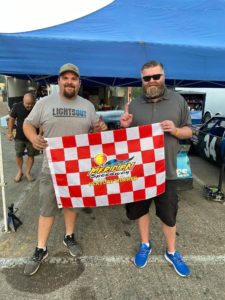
[{"x1": 126, "y1": 180, "x2": 178, "y2": 227}]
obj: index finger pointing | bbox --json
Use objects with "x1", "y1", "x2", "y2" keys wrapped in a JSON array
[{"x1": 124, "y1": 103, "x2": 129, "y2": 114}]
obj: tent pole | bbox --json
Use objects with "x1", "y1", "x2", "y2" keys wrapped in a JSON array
[{"x1": 0, "y1": 128, "x2": 8, "y2": 232}]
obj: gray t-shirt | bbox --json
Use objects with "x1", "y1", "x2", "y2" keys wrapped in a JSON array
[
  {"x1": 129, "y1": 88, "x2": 192, "y2": 179},
  {"x1": 24, "y1": 93, "x2": 99, "y2": 173}
]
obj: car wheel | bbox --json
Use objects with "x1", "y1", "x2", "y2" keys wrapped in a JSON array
[{"x1": 203, "y1": 112, "x2": 211, "y2": 123}]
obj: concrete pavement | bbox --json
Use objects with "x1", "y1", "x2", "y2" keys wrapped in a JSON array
[{"x1": 0, "y1": 116, "x2": 225, "y2": 299}]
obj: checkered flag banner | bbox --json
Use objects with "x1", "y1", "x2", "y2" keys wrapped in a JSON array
[{"x1": 46, "y1": 123, "x2": 165, "y2": 208}]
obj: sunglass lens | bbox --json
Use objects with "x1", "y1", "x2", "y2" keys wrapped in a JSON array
[
  {"x1": 152, "y1": 74, "x2": 161, "y2": 80},
  {"x1": 142, "y1": 74, "x2": 162, "y2": 82},
  {"x1": 143, "y1": 76, "x2": 151, "y2": 82}
]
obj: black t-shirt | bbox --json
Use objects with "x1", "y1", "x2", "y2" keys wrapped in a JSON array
[{"x1": 10, "y1": 102, "x2": 33, "y2": 141}]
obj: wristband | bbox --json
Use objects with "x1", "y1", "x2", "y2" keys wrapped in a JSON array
[{"x1": 174, "y1": 128, "x2": 180, "y2": 137}]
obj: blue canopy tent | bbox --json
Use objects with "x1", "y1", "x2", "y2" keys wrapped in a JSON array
[{"x1": 0, "y1": 0, "x2": 225, "y2": 87}]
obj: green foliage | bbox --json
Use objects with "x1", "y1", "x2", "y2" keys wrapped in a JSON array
[{"x1": 131, "y1": 87, "x2": 142, "y2": 99}]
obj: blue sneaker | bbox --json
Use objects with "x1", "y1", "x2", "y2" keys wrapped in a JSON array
[
  {"x1": 164, "y1": 249, "x2": 190, "y2": 277},
  {"x1": 132, "y1": 241, "x2": 152, "y2": 268}
]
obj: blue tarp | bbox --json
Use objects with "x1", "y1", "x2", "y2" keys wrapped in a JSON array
[{"x1": 0, "y1": 0, "x2": 225, "y2": 87}]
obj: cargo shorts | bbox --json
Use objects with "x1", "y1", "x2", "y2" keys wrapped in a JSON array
[
  {"x1": 39, "y1": 172, "x2": 78, "y2": 217},
  {"x1": 15, "y1": 139, "x2": 39, "y2": 157}
]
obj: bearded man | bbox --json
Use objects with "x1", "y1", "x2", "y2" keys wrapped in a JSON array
[
  {"x1": 23, "y1": 63, "x2": 107, "y2": 276},
  {"x1": 120, "y1": 60, "x2": 192, "y2": 277}
]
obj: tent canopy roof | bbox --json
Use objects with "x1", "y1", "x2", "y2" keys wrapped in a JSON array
[{"x1": 1, "y1": 0, "x2": 225, "y2": 87}]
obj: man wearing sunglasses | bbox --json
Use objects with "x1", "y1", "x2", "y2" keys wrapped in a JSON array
[{"x1": 120, "y1": 60, "x2": 192, "y2": 277}]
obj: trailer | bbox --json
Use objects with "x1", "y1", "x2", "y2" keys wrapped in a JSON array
[
  {"x1": 6, "y1": 76, "x2": 37, "y2": 110},
  {"x1": 176, "y1": 87, "x2": 225, "y2": 123}
]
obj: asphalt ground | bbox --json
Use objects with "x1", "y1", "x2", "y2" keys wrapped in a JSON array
[{"x1": 0, "y1": 104, "x2": 225, "y2": 299}]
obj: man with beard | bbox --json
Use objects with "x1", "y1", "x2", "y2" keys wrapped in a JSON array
[
  {"x1": 120, "y1": 60, "x2": 192, "y2": 277},
  {"x1": 7, "y1": 93, "x2": 38, "y2": 182},
  {"x1": 23, "y1": 63, "x2": 107, "y2": 276}
]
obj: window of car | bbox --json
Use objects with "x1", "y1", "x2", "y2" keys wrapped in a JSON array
[
  {"x1": 201, "y1": 118, "x2": 218, "y2": 132},
  {"x1": 209, "y1": 119, "x2": 225, "y2": 137}
]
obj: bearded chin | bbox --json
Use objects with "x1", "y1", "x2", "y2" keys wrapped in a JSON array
[
  {"x1": 145, "y1": 85, "x2": 165, "y2": 99},
  {"x1": 63, "y1": 90, "x2": 76, "y2": 99}
]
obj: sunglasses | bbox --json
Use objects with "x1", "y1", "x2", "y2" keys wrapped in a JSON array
[{"x1": 142, "y1": 74, "x2": 163, "y2": 82}]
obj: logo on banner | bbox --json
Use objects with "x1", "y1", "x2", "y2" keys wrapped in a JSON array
[{"x1": 89, "y1": 154, "x2": 136, "y2": 182}]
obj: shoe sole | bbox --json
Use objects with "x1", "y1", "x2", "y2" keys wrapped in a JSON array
[
  {"x1": 164, "y1": 254, "x2": 190, "y2": 277},
  {"x1": 24, "y1": 252, "x2": 48, "y2": 276},
  {"x1": 132, "y1": 248, "x2": 152, "y2": 268},
  {"x1": 63, "y1": 240, "x2": 82, "y2": 257}
]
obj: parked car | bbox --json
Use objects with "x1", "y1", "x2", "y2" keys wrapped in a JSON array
[
  {"x1": 96, "y1": 110, "x2": 123, "y2": 129},
  {"x1": 190, "y1": 116, "x2": 225, "y2": 165}
]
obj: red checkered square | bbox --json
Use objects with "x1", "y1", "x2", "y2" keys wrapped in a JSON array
[
  {"x1": 108, "y1": 194, "x2": 122, "y2": 205},
  {"x1": 155, "y1": 160, "x2": 165, "y2": 173},
  {"x1": 77, "y1": 146, "x2": 91, "y2": 159},
  {"x1": 80, "y1": 171, "x2": 91, "y2": 185},
  {"x1": 113, "y1": 128, "x2": 127, "y2": 142},
  {"x1": 94, "y1": 184, "x2": 107, "y2": 196},
  {"x1": 131, "y1": 164, "x2": 144, "y2": 177},
  {"x1": 119, "y1": 181, "x2": 133, "y2": 193},
  {"x1": 115, "y1": 153, "x2": 130, "y2": 160},
  {"x1": 83, "y1": 197, "x2": 96, "y2": 207},
  {"x1": 50, "y1": 149, "x2": 65, "y2": 162},
  {"x1": 157, "y1": 183, "x2": 166, "y2": 195},
  {"x1": 88, "y1": 132, "x2": 102, "y2": 145},
  {"x1": 65, "y1": 160, "x2": 79, "y2": 173},
  {"x1": 139, "y1": 124, "x2": 152, "y2": 138},
  {"x1": 142, "y1": 149, "x2": 155, "y2": 163},
  {"x1": 133, "y1": 189, "x2": 146, "y2": 201},
  {"x1": 145, "y1": 174, "x2": 156, "y2": 188},
  {"x1": 55, "y1": 174, "x2": 68, "y2": 186},
  {"x1": 68, "y1": 185, "x2": 82, "y2": 197},
  {"x1": 62, "y1": 136, "x2": 76, "y2": 148},
  {"x1": 60, "y1": 197, "x2": 72, "y2": 207},
  {"x1": 127, "y1": 139, "x2": 141, "y2": 153},
  {"x1": 153, "y1": 135, "x2": 164, "y2": 148},
  {"x1": 102, "y1": 143, "x2": 116, "y2": 155}
]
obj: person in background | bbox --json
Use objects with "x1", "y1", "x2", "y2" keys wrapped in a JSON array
[
  {"x1": 7, "y1": 93, "x2": 38, "y2": 182},
  {"x1": 23, "y1": 63, "x2": 107, "y2": 276},
  {"x1": 120, "y1": 60, "x2": 192, "y2": 277}
]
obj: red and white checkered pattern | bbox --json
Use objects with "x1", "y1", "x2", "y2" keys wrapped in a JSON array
[{"x1": 46, "y1": 123, "x2": 165, "y2": 208}]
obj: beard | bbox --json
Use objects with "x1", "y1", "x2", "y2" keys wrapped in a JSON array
[
  {"x1": 24, "y1": 105, "x2": 33, "y2": 110},
  {"x1": 63, "y1": 86, "x2": 77, "y2": 99},
  {"x1": 144, "y1": 82, "x2": 165, "y2": 99}
]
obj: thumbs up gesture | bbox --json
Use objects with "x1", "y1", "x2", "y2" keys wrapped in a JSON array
[{"x1": 120, "y1": 103, "x2": 133, "y2": 128}]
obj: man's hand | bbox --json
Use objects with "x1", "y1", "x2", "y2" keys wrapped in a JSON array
[
  {"x1": 31, "y1": 134, "x2": 48, "y2": 150},
  {"x1": 160, "y1": 120, "x2": 192, "y2": 139},
  {"x1": 7, "y1": 117, "x2": 15, "y2": 141},
  {"x1": 7, "y1": 132, "x2": 14, "y2": 141},
  {"x1": 120, "y1": 103, "x2": 133, "y2": 128},
  {"x1": 160, "y1": 120, "x2": 176, "y2": 134},
  {"x1": 93, "y1": 116, "x2": 108, "y2": 132}
]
